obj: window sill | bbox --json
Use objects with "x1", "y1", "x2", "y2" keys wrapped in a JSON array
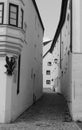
[{"x1": 0, "y1": 24, "x2": 25, "y2": 34}]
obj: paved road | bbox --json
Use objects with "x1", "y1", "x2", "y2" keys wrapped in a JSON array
[{"x1": 0, "y1": 89, "x2": 81, "y2": 130}]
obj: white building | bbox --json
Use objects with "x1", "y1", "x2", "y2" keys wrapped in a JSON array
[
  {"x1": 43, "y1": 40, "x2": 53, "y2": 89},
  {"x1": 0, "y1": 0, "x2": 44, "y2": 123},
  {"x1": 52, "y1": 36, "x2": 61, "y2": 92},
  {"x1": 43, "y1": 37, "x2": 60, "y2": 92},
  {"x1": 50, "y1": 0, "x2": 82, "y2": 121},
  {"x1": 60, "y1": 0, "x2": 82, "y2": 121}
]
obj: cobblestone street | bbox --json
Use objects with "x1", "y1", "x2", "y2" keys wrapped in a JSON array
[{"x1": 0, "y1": 89, "x2": 81, "y2": 130}]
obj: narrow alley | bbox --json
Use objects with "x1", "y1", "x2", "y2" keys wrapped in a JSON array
[{"x1": 0, "y1": 89, "x2": 80, "y2": 130}]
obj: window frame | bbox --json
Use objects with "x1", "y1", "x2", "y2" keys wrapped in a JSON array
[
  {"x1": 21, "y1": 8, "x2": 24, "y2": 29},
  {"x1": 47, "y1": 62, "x2": 52, "y2": 66},
  {"x1": 17, "y1": 55, "x2": 21, "y2": 94},
  {"x1": 0, "y1": 3, "x2": 4, "y2": 24},
  {"x1": 46, "y1": 70, "x2": 51, "y2": 75},
  {"x1": 46, "y1": 80, "x2": 51, "y2": 85},
  {"x1": 9, "y1": 3, "x2": 18, "y2": 27}
]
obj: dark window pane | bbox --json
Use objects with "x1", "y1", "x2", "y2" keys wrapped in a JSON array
[
  {"x1": 46, "y1": 70, "x2": 51, "y2": 75},
  {"x1": 47, "y1": 62, "x2": 52, "y2": 66},
  {"x1": 10, "y1": 19, "x2": 16, "y2": 25},
  {"x1": 10, "y1": 12, "x2": 16, "y2": 19},
  {"x1": 10, "y1": 6, "x2": 17, "y2": 13},
  {"x1": 46, "y1": 80, "x2": 51, "y2": 84},
  {"x1": 9, "y1": 4, "x2": 18, "y2": 26}
]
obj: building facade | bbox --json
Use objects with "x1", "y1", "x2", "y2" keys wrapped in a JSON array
[
  {"x1": 58, "y1": 0, "x2": 82, "y2": 121},
  {"x1": 48, "y1": 0, "x2": 82, "y2": 121},
  {"x1": 43, "y1": 37, "x2": 60, "y2": 92},
  {"x1": 43, "y1": 40, "x2": 53, "y2": 89},
  {"x1": 52, "y1": 36, "x2": 61, "y2": 92},
  {"x1": 0, "y1": 0, "x2": 44, "y2": 123}
]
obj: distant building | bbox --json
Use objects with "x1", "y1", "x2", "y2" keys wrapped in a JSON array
[
  {"x1": 0, "y1": 0, "x2": 44, "y2": 123},
  {"x1": 43, "y1": 40, "x2": 53, "y2": 89},
  {"x1": 43, "y1": 37, "x2": 60, "y2": 92}
]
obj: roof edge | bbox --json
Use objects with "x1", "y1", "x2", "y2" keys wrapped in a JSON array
[
  {"x1": 49, "y1": 0, "x2": 68, "y2": 53},
  {"x1": 43, "y1": 40, "x2": 52, "y2": 46},
  {"x1": 32, "y1": 0, "x2": 45, "y2": 31}
]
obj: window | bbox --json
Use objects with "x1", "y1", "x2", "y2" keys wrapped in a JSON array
[
  {"x1": 17, "y1": 55, "x2": 21, "y2": 94},
  {"x1": 21, "y1": 8, "x2": 24, "y2": 29},
  {"x1": 9, "y1": 3, "x2": 18, "y2": 27},
  {"x1": 47, "y1": 62, "x2": 51, "y2": 66},
  {"x1": 46, "y1": 80, "x2": 51, "y2": 85},
  {"x1": 0, "y1": 3, "x2": 4, "y2": 24},
  {"x1": 67, "y1": 14, "x2": 69, "y2": 21},
  {"x1": 46, "y1": 70, "x2": 50, "y2": 75}
]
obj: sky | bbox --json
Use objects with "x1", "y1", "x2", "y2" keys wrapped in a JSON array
[{"x1": 35, "y1": 0, "x2": 62, "y2": 41}]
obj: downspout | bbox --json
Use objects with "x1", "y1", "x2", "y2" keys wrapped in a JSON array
[{"x1": 49, "y1": 0, "x2": 68, "y2": 53}]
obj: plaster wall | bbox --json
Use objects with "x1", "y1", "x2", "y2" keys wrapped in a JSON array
[
  {"x1": 60, "y1": 0, "x2": 82, "y2": 121},
  {"x1": 0, "y1": 57, "x2": 6, "y2": 123},
  {"x1": 71, "y1": 53, "x2": 82, "y2": 121},
  {"x1": 9, "y1": 0, "x2": 43, "y2": 122},
  {"x1": 72, "y1": 0, "x2": 80, "y2": 52},
  {"x1": 43, "y1": 36, "x2": 60, "y2": 91},
  {"x1": 0, "y1": 0, "x2": 43, "y2": 123},
  {"x1": 43, "y1": 41, "x2": 53, "y2": 89}
]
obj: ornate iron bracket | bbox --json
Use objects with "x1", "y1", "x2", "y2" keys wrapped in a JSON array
[{"x1": 5, "y1": 56, "x2": 16, "y2": 76}]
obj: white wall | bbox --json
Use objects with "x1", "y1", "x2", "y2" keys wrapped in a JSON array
[
  {"x1": 10, "y1": 0, "x2": 43, "y2": 122},
  {"x1": 0, "y1": 57, "x2": 7, "y2": 123},
  {"x1": 43, "y1": 41, "x2": 53, "y2": 89},
  {"x1": 43, "y1": 37, "x2": 60, "y2": 91},
  {"x1": 60, "y1": 0, "x2": 82, "y2": 121},
  {"x1": 52, "y1": 36, "x2": 61, "y2": 92},
  {"x1": 60, "y1": 0, "x2": 73, "y2": 117},
  {"x1": 60, "y1": 0, "x2": 71, "y2": 97},
  {"x1": 72, "y1": 0, "x2": 80, "y2": 52},
  {"x1": 0, "y1": 0, "x2": 44, "y2": 123}
]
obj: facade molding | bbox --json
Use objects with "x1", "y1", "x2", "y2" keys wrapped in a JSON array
[
  {"x1": 0, "y1": 24, "x2": 25, "y2": 34},
  {"x1": 0, "y1": 41, "x2": 23, "y2": 48},
  {"x1": 0, "y1": 44, "x2": 22, "y2": 52},
  {"x1": 0, "y1": 49, "x2": 20, "y2": 55},
  {"x1": 0, "y1": 35, "x2": 24, "y2": 43}
]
